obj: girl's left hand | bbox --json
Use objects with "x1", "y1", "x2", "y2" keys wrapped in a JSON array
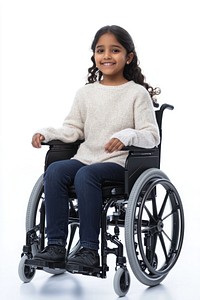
[{"x1": 104, "y1": 138, "x2": 125, "y2": 153}]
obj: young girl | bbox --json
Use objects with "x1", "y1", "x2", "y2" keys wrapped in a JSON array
[{"x1": 32, "y1": 25, "x2": 160, "y2": 269}]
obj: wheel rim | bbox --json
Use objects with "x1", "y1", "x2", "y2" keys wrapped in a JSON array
[
  {"x1": 119, "y1": 269, "x2": 130, "y2": 293},
  {"x1": 24, "y1": 265, "x2": 35, "y2": 279}
]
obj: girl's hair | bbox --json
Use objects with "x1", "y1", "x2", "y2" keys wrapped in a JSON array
[{"x1": 87, "y1": 25, "x2": 160, "y2": 106}]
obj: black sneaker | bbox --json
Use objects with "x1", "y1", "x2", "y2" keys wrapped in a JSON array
[
  {"x1": 34, "y1": 245, "x2": 66, "y2": 262},
  {"x1": 66, "y1": 248, "x2": 100, "y2": 269}
]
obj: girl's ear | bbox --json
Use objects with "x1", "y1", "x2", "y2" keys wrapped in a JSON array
[{"x1": 126, "y1": 52, "x2": 134, "y2": 64}]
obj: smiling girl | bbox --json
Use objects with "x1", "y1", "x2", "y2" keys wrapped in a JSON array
[{"x1": 31, "y1": 25, "x2": 160, "y2": 269}]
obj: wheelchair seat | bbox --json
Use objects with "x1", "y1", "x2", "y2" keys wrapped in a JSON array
[{"x1": 18, "y1": 103, "x2": 184, "y2": 297}]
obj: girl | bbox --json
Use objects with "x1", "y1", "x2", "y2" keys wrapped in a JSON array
[{"x1": 32, "y1": 25, "x2": 160, "y2": 269}]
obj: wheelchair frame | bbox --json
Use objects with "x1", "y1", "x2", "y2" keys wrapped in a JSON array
[{"x1": 18, "y1": 104, "x2": 184, "y2": 297}]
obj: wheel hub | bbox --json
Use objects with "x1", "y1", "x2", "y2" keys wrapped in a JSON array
[{"x1": 157, "y1": 220, "x2": 164, "y2": 232}]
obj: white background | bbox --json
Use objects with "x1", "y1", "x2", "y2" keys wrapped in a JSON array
[{"x1": 0, "y1": 0, "x2": 200, "y2": 299}]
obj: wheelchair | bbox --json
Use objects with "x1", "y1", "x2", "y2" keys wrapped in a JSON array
[{"x1": 18, "y1": 103, "x2": 184, "y2": 297}]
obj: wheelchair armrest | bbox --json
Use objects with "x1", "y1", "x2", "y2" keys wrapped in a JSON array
[
  {"x1": 41, "y1": 139, "x2": 83, "y2": 147},
  {"x1": 42, "y1": 140, "x2": 83, "y2": 171},
  {"x1": 122, "y1": 145, "x2": 157, "y2": 155}
]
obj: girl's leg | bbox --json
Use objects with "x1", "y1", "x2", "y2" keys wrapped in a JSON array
[
  {"x1": 74, "y1": 162, "x2": 125, "y2": 250},
  {"x1": 43, "y1": 159, "x2": 85, "y2": 246}
]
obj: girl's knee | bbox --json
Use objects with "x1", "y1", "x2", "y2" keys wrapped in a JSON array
[
  {"x1": 74, "y1": 166, "x2": 99, "y2": 187},
  {"x1": 45, "y1": 161, "x2": 68, "y2": 183}
]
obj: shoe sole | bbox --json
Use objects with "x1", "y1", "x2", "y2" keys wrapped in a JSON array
[
  {"x1": 66, "y1": 263, "x2": 102, "y2": 276},
  {"x1": 25, "y1": 258, "x2": 66, "y2": 269}
]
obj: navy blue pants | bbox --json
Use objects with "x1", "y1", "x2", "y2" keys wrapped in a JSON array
[{"x1": 44, "y1": 159, "x2": 125, "y2": 250}]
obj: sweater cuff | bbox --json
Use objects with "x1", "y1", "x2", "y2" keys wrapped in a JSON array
[
  {"x1": 111, "y1": 128, "x2": 136, "y2": 146},
  {"x1": 34, "y1": 128, "x2": 53, "y2": 143}
]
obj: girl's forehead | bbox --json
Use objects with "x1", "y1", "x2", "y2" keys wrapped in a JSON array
[{"x1": 96, "y1": 33, "x2": 120, "y2": 46}]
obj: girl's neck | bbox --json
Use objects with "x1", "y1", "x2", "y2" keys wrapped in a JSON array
[{"x1": 100, "y1": 77, "x2": 128, "y2": 86}]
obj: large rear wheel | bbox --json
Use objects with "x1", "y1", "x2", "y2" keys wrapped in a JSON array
[{"x1": 125, "y1": 168, "x2": 184, "y2": 286}]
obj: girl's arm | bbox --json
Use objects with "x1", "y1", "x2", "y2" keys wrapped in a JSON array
[{"x1": 111, "y1": 92, "x2": 160, "y2": 149}]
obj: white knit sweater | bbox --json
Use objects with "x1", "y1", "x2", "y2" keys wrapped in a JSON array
[{"x1": 38, "y1": 81, "x2": 160, "y2": 167}]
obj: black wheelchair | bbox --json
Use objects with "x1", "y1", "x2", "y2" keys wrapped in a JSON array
[{"x1": 18, "y1": 103, "x2": 184, "y2": 297}]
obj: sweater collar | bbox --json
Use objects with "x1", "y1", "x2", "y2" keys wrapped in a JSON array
[{"x1": 94, "y1": 81, "x2": 135, "y2": 90}]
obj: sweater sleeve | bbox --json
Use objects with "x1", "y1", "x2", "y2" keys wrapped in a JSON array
[
  {"x1": 111, "y1": 90, "x2": 160, "y2": 148},
  {"x1": 36, "y1": 92, "x2": 85, "y2": 143}
]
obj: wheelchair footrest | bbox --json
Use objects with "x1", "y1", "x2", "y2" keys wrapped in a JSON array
[
  {"x1": 25, "y1": 258, "x2": 66, "y2": 269},
  {"x1": 66, "y1": 263, "x2": 104, "y2": 277}
]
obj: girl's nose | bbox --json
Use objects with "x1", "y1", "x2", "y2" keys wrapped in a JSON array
[{"x1": 103, "y1": 50, "x2": 111, "y2": 59}]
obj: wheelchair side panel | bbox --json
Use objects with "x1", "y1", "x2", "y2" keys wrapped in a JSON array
[
  {"x1": 124, "y1": 148, "x2": 159, "y2": 196},
  {"x1": 44, "y1": 140, "x2": 81, "y2": 171}
]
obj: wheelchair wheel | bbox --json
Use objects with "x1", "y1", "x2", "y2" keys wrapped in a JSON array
[
  {"x1": 25, "y1": 174, "x2": 80, "y2": 274},
  {"x1": 125, "y1": 168, "x2": 184, "y2": 286},
  {"x1": 18, "y1": 255, "x2": 36, "y2": 283},
  {"x1": 113, "y1": 267, "x2": 131, "y2": 297}
]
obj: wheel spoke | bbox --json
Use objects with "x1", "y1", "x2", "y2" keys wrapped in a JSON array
[
  {"x1": 144, "y1": 205, "x2": 156, "y2": 222},
  {"x1": 149, "y1": 234, "x2": 157, "y2": 264},
  {"x1": 152, "y1": 196, "x2": 158, "y2": 219},
  {"x1": 162, "y1": 207, "x2": 178, "y2": 221},
  {"x1": 161, "y1": 228, "x2": 172, "y2": 243},
  {"x1": 158, "y1": 190, "x2": 169, "y2": 218},
  {"x1": 159, "y1": 231, "x2": 168, "y2": 260}
]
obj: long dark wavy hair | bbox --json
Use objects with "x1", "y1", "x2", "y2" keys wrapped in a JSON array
[{"x1": 87, "y1": 25, "x2": 160, "y2": 106}]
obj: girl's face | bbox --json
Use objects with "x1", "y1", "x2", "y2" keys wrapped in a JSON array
[{"x1": 94, "y1": 33, "x2": 133, "y2": 84}]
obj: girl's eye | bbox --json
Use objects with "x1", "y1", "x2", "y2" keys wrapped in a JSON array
[
  {"x1": 112, "y1": 49, "x2": 120, "y2": 53},
  {"x1": 96, "y1": 49, "x2": 104, "y2": 53},
  {"x1": 95, "y1": 48, "x2": 120, "y2": 54}
]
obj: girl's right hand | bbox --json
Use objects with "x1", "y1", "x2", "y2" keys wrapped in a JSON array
[{"x1": 32, "y1": 133, "x2": 45, "y2": 148}]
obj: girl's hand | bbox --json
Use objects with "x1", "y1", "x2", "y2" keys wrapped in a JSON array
[
  {"x1": 104, "y1": 138, "x2": 124, "y2": 153},
  {"x1": 32, "y1": 133, "x2": 45, "y2": 148}
]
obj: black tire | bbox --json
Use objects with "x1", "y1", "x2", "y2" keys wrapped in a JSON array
[
  {"x1": 113, "y1": 267, "x2": 131, "y2": 297},
  {"x1": 18, "y1": 255, "x2": 36, "y2": 283}
]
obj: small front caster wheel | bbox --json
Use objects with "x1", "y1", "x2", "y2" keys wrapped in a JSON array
[
  {"x1": 113, "y1": 267, "x2": 131, "y2": 297},
  {"x1": 18, "y1": 255, "x2": 36, "y2": 283}
]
